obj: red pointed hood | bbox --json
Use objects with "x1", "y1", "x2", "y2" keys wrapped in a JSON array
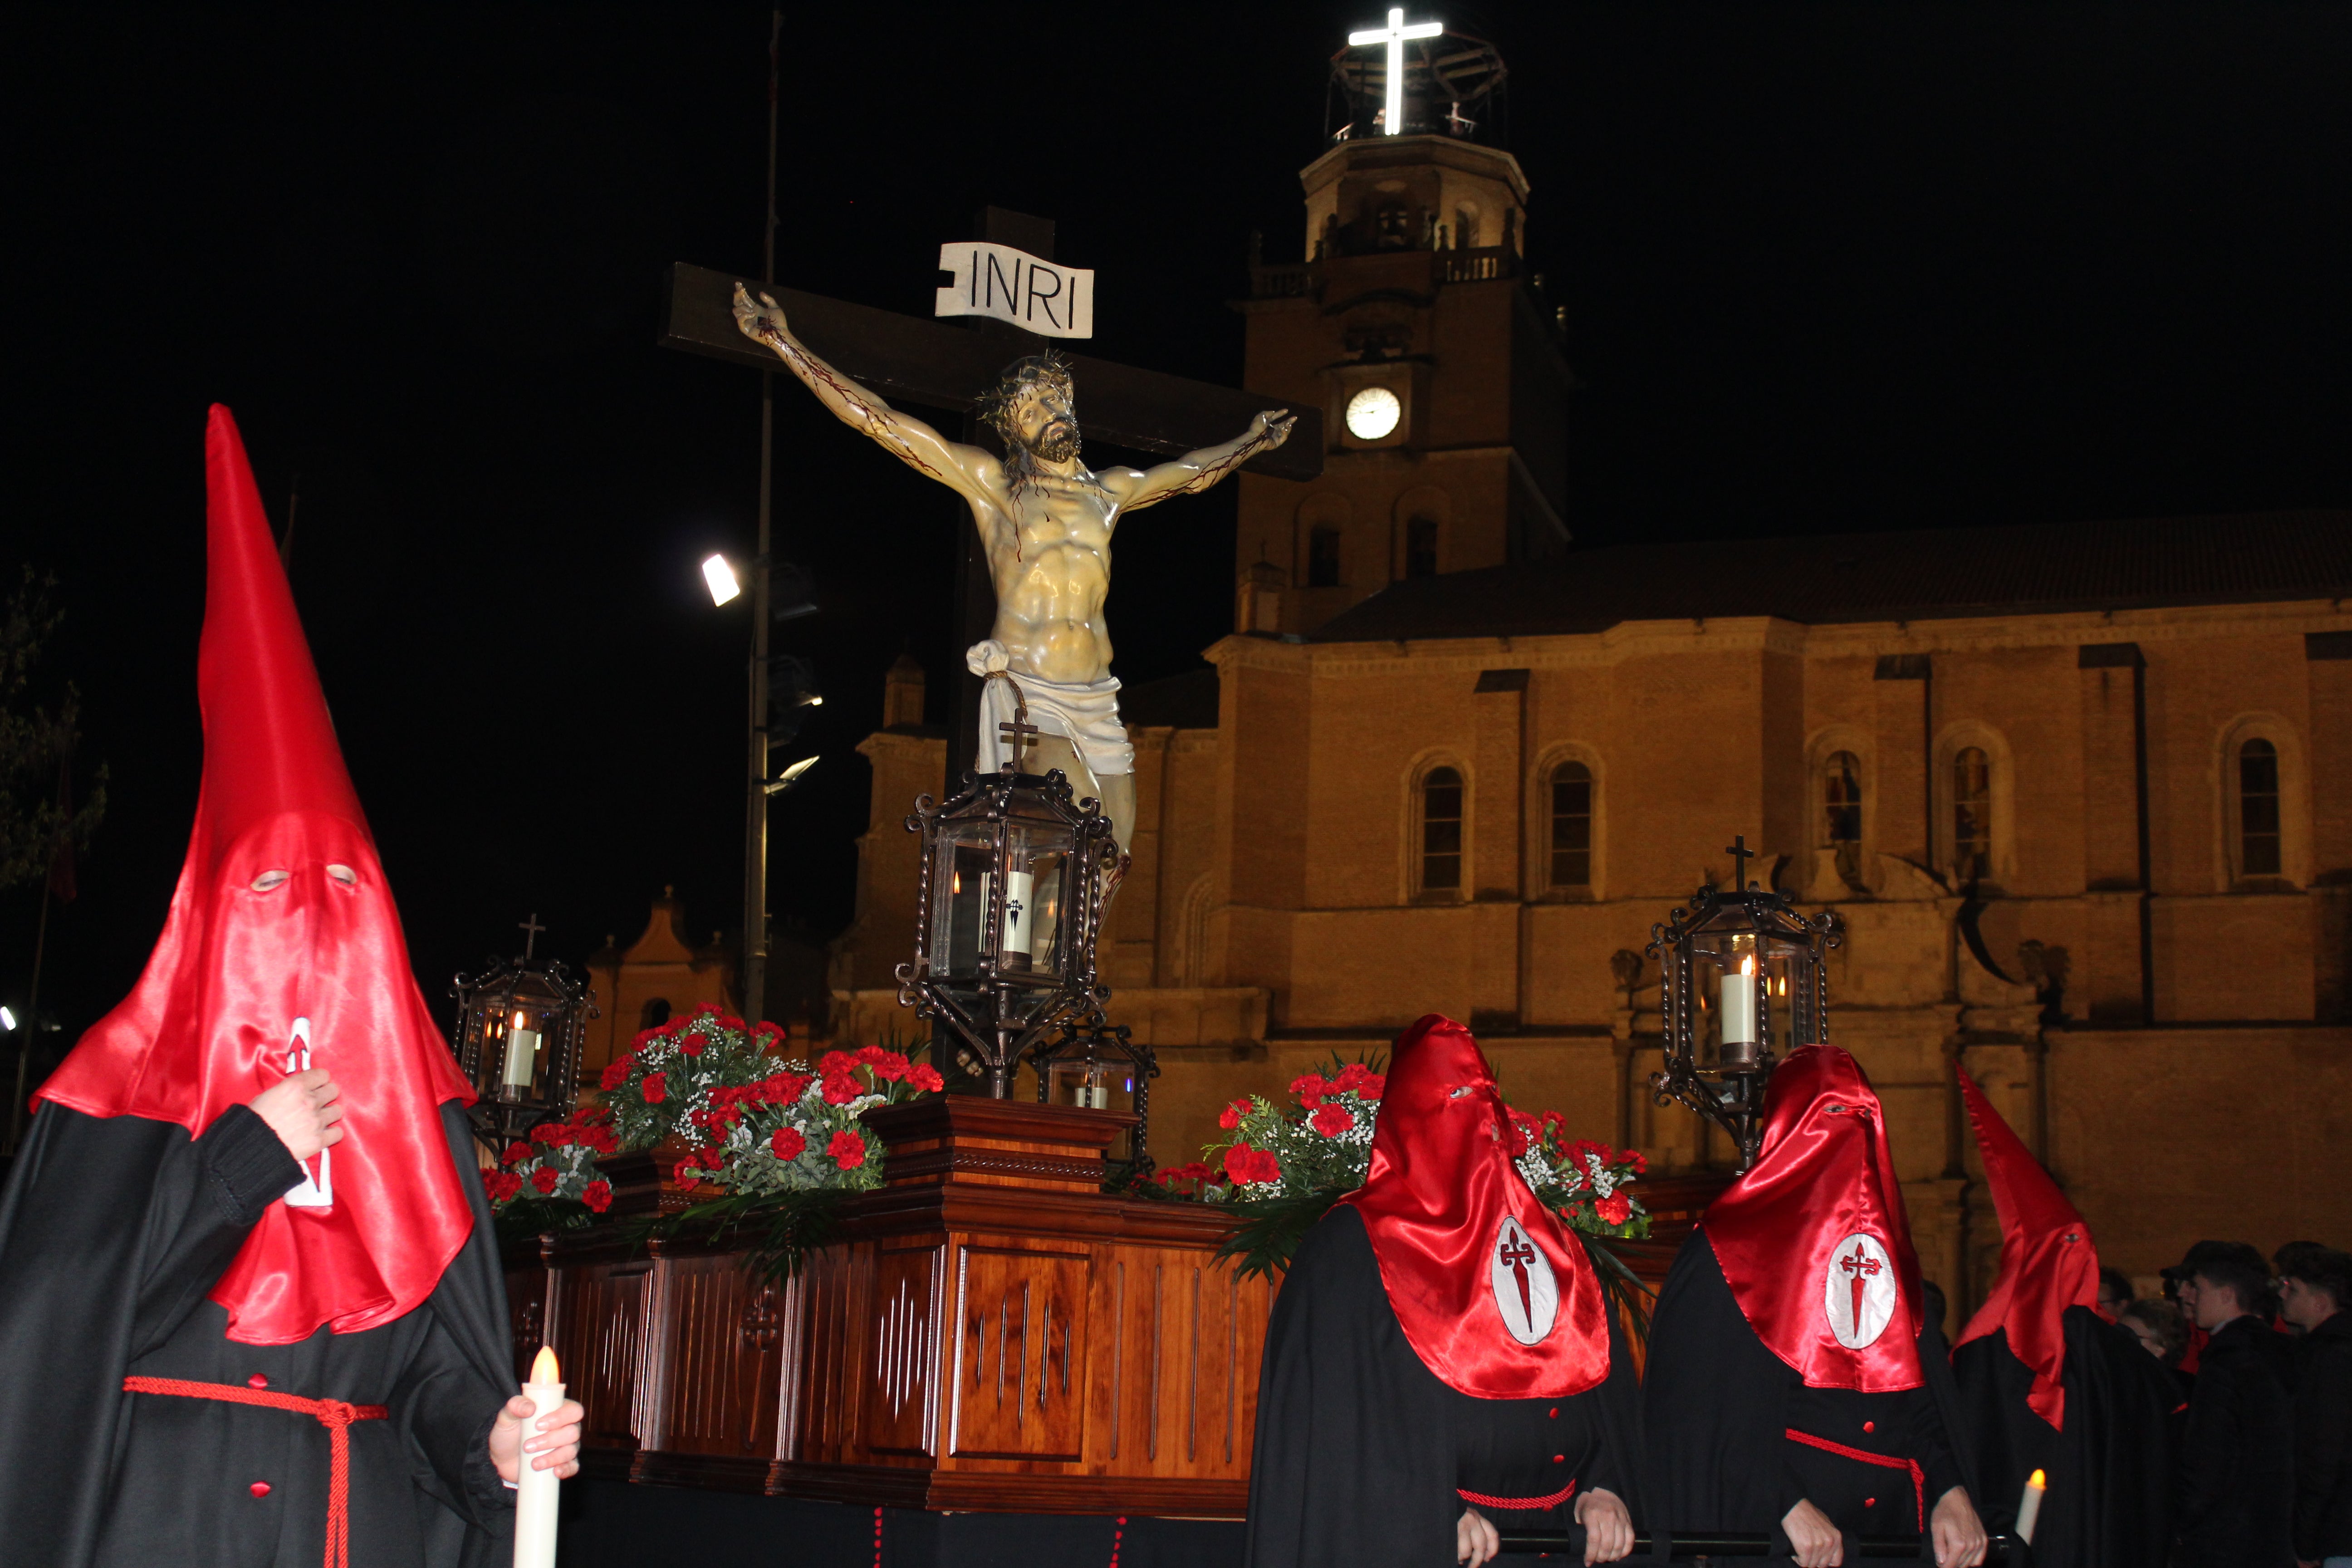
[
  {"x1": 38, "y1": 406, "x2": 477, "y2": 1345},
  {"x1": 1336, "y1": 1015, "x2": 1612, "y2": 1399},
  {"x1": 1954, "y1": 1068, "x2": 2097, "y2": 1429},
  {"x1": 1703, "y1": 1045, "x2": 1927, "y2": 1392}
]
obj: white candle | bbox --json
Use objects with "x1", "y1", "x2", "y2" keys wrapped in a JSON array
[
  {"x1": 1000, "y1": 869, "x2": 1034, "y2": 969},
  {"x1": 1719, "y1": 955, "x2": 1758, "y2": 1047},
  {"x1": 2015, "y1": 1467, "x2": 2046, "y2": 1544},
  {"x1": 513, "y1": 1346, "x2": 564, "y2": 1568},
  {"x1": 501, "y1": 1013, "x2": 539, "y2": 1090}
]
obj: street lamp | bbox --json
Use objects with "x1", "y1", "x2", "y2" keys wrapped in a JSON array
[
  {"x1": 1646, "y1": 836, "x2": 1842, "y2": 1170},
  {"x1": 895, "y1": 746, "x2": 1119, "y2": 1098},
  {"x1": 449, "y1": 914, "x2": 598, "y2": 1149}
]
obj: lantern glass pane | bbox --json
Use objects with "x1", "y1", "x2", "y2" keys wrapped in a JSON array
[
  {"x1": 1004, "y1": 827, "x2": 1072, "y2": 980},
  {"x1": 931, "y1": 828, "x2": 999, "y2": 983}
]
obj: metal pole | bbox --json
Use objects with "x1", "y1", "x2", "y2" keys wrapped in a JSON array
[
  {"x1": 8, "y1": 884, "x2": 54, "y2": 1153},
  {"x1": 743, "y1": 8, "x2": 782, "y2": 1025}
]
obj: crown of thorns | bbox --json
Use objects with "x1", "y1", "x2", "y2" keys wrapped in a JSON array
[{"x1": 973, "y1": 352, "x2": 1077, "y2": 444}]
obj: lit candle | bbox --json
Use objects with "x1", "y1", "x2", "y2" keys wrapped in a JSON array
[
  {"x1": 1000, "y1": 869, "x2": 1034, "y2": 970},
  {"x1": 501, "y1": 1011, "x2": 540, "y2": 1090},
  {"x1": 513, "y1": 1345, "x2": 564, "y2": 1568},
  {"x1": 1719, "y1": 955, "x2": 1758, "y2": 1055},
  {"x1": 2015, "y1": 1467, "x2": 2046, "y2": 1544}
]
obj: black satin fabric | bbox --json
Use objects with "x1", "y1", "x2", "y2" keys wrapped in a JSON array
[
  {"x1": 1950, "y1": 1311, "x2": 2176, "y2": 1568},
  {"x1": 0, "y1": 1100, "x2": 517, "y2": 1568},
  {"x1": 1644, "y1": 1229, "x2": 1973, "y2": 1553},
  {"x1": 1244, "y1": 1205, "x2": 1642, "y2": 1568}
]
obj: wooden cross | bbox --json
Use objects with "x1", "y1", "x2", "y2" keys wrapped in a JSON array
[
  {"x1": 518, "y1": 912, "x2": 544, "y2": 960},
  {"x1": 998, "y1": 711, "x2": 1043, "y2": 769},
  {"x1": 1724, "y1": 834, "x2": 1757, "y2": 891}
]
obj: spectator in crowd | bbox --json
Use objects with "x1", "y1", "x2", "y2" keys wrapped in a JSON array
[
  {"x1": 2100, "y1": 1265, "x2": 2136, "y2": 1319},
  {"x1": 2168, "y1": 1241, "x2": 2296, "y2": 1568},
  {"x1": 2123, "y1": 1298, "x2": 2190, "y2": 1365},
  {"x1": 2274, "y1": 1244, "x2": 2352, "y2": 1568}
]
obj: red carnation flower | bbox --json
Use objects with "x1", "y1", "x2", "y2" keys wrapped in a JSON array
[
  {"x1": 1289, "y1": 1072, "x2": 1328, "y2": 1108},
  {"x1": 501, "y1": 1141, "x2": 532, "y2": 1167},
  {"x1": 484, "y1": 1170, "x2": 523, "y2": 1204},
  {"x1": 1331, "y1": 1063, "x2": 1368, "y2": 1094},
  {"x1": 581, "y1": 1180, "x2": 613, "y2": 1214},
  {"x1": 530, "y1": 1166, "x2": 560, "y2": 1195},
  {"x1": 599, "y1": 1058, "x2": 632, "y2": 1091},
  {"x1": 1596, "y1": 1193, "x2": 1632, "y2": 1226},
  {"x1": 630, "y1": 1029, "x2": 658, "y2": 1051},
  {"x1": 770, "y1": 1126, "x2": 807, "y2": 1162},
  {"x1": 828, "y1": 1130, "x2": 867, "y2": 1170},
  {"x1": 1310, "y1": 1104, "x2": 1355, "y2": 1138},
  {"x1": 817, "y1": 1049, "x2": 857, "y2": 1078},
  {"x1": 908, "y1": 1063, "x2": 945, "y2": 1093},
  {"x1": 754, "y1": 1020, "x2": 786, "y2": 1043},
  {"x1": 1357, "y1": 1073, "x2": 1387, "y2": 1101},
  {"x1": 1223, "y1": 1143, "x2": 1281, "y2": 1186},
  {"x1": 717, "y1": 1014, "x2": 745, "y2": 1032},
  {"x1": 679, "y1": 1033, "x2": 705, "y2": 1056},
  {"x1": 584, "y1": 1125, "x2": 620, "y2": 1155},
  {"x1": 1217, "y1": 1096, "x2": 1252, "y2": 1132},
  {"x1": 820, "y1": 1073, "x2": 862, "y2": 1106},
  {"x1": 769, "y1": 1071, "x2": 815, "y2": 1103},
  {"x1": 641, "y1": 1073, "x2": 667, "y2": 1105}
]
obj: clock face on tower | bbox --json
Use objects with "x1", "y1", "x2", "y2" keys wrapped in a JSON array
[{"x1": 1344, "y1": 385, "x2": 1402, "y2": 440}]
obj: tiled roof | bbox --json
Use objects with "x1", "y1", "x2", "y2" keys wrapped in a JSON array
[{"x1": 1310, "y1": 511, "x2": 2352, "y2": 645}]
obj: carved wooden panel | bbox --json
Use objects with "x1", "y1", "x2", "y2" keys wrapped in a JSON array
[
  {"x1": 550, "y1": 1259, "x2": 649, "y2": 1451},
  {"x1": 655, "y1": 1252, "x2": 789, "y2": 1458},
  {"x1": 1088, "y1": 1248, "x2": 1273, "y2": 1478},
  {"x1": 949, "y1": 1245, "x2": 1089, "y2": 1461},
  {"x1": 786, "y1": 1243, "x2": 870, "y2": 1465},
  {"x1": 861, "y1": 1245, "x2": 942, "y2": 1457}
]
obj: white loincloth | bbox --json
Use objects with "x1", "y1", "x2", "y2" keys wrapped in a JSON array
[{"x1": 967, "y1": 641, "x2": 1134, "y2": 778}]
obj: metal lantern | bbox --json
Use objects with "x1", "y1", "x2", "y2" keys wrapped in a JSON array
[
  {"x1": 896, "y1": 764, "x2": 1119, "y2": 1097},
  {"x1": 1036, "y1": 1014, "x2": 1158, "y2": 1175},
  {"x1": 450, "y1": 915, "x2": 598, "y2": 1147},
  {"x1": 1646, "y1": 837, "x2": 1842, "y2": 1170}
]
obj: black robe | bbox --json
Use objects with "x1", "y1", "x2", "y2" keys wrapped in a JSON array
[
  {"x1": 0, "y1": 1100, "x2": 519, "y2": 1568},
  {"x1": 2172, "y1": 1315, "x2": 2296, "y2": 1568},
  {"x1": 1643, "y1": 1229, "x2": 1972, "y2": 1551},
  {"x1": 1244, "y1": 1205, "x2": 1643, "y2": 1568},
  {"x1": 1948, "y1": 1309, "x2": 2176, "y2": 1567}
]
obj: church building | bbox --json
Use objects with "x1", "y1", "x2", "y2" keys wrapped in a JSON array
[{"x1": 829, "y1": 48, "x2": 2352, "y2": 1315}]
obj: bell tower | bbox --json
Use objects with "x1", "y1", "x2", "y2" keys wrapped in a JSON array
[{"x1": 1234, "y1": 23, "x2": 1571, "y2": 638}]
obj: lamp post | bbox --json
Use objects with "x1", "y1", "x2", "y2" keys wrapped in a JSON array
[
  {"x1": 894, "y1": 719, "x2": 1119, "y2": 1097},
  {"x1": 1646, "y1": 836, "x2": 1842, "y2": 1171},
  {"x1": 449, "y1": 914, "x2": 599, "y2": 1150}
]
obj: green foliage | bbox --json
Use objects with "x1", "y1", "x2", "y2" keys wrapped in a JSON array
[
  {"x1": 651, "y1": 1187, "x2": 848, "y2": 1286},
  {"x1": 1213, "y1": 1188, "x2": 1347, "y2": 1282},
  {"x1": 0, "y1": 569, "x2": 105, "y2": 893}
]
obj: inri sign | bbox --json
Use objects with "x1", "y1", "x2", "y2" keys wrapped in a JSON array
[{"x1": 935, "y1": 243, "x2": 1094, "y2": 339}]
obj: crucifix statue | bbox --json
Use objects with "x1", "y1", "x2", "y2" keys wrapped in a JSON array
[{"x1": 732, "y1": 284, "x2": 1294, "y2": 856}]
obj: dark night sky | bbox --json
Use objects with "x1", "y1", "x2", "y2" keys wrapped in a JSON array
[{"x1": 5, "y1": 5, "x2": 2351, "y2": 1071}]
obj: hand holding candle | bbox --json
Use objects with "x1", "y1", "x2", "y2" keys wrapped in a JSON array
[{"x1": 493, "y1": 1347, "x2": 583, "y2": 1568}]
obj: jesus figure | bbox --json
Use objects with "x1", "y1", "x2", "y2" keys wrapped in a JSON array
[{"x1": 732, "y1": 283, "x2": 1294, "y2": 853}]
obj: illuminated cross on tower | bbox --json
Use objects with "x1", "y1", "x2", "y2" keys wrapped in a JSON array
[{"x1": 1348, "y1": 7, "x2": 1445, "y2": 136}]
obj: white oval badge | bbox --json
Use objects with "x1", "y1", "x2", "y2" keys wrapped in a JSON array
[
  {"x1": 1490, "y1": 1215, "x2": 1559, "y2": 1346},
  {"x1": 1823, "y1": 1231, "x2": 1897, "y2": 1349}
]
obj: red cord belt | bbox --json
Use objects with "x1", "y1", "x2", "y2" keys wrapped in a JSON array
[
  {"x1": 1783, "y1": 1427, "x2": 1926, "y2": 1532},
  {"x1": 124, "y1": 1375, "x2": 389, "y2": 1568},
  {"x1": 1458, "y1": 1478, "x2": 1577, "y2": 1512}
]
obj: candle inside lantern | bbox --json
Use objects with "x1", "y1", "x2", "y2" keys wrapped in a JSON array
[
  {"x1": 999, "y1": 868, "x2": 1034, "y2": 971},
  {"x1": 513, "y1": 1345, "x2": 564, "y2": 1568},
  {"x1": 1719, "y1": 954, "x2": 1759, "y2": 1057},
  {"x1": 501, "y1": 1010, "x2": 540, "y2": 1090},
  {"x1": 2015, "y1": 1466, "x2": 2046, "y2": 1544}
]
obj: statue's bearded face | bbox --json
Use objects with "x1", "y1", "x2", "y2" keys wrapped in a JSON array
[{"x1": 1009, "y1": 385, "x2": 1081, "y2": 464}]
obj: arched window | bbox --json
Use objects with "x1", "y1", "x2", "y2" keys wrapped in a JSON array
[
  {"x1": 1951, "y1": 747, "x2": 1991, "y2": 883},
  {"x1": 1822, "y1": 751, "x2": 1863, "y2": 886},
  {"x1": 1421, "y1": 767, "x2": 1464, "y2": 893},
  {"x1": 2239, "y1": 738, "x2": 2282, "y2": 877},
  {"x1": 1548, "y1": 761, "x2": 1592, "y2": 889},
  {"x1": 1405, "y1": 516, "x2": 1439, "y2": 579},
  {"x1": 639, "y1": 997, "x2": 672, "y2": 1029},
  {"x1": 1308, "y1": 525, "x2": 1342, "y2": 588}
]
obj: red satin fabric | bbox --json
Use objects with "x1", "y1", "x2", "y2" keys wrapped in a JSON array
[
  {"x1": 38, "y1": 406, "x2": 476, "y2": 1345},
  {"x1": 1954, "y1": 1068, "x2": 2098, "y2": 1430},
  {"x1": 1704, "y1": 1045, "x2": 1926, "y2": 1392},
  {"x1": 1336, "y1": 1015, "x2": 1611, "y2": 1399}
]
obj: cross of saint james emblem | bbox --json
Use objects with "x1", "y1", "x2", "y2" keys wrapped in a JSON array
[
  {"x1": 1822, "y1": 1231, "x2": 1896, "y2": 1349},
  {"x1": 1488, "y1": 1215, "x2": 1558, "y2": 1346}
]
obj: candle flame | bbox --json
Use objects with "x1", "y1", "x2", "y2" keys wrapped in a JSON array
[
  {"x1": 530, "y1": 1345, "x2": 560, "y2": 1384},
  {"x1": 513, "y1": 1010, "x2": 527, "y2": 1029},
  {"x1": 2027, "y1": 1468, "x2": 2046, "y2": 1489},
  {"x1": 1740, "y1": 954, "x2": 1755, "y2": 976}
]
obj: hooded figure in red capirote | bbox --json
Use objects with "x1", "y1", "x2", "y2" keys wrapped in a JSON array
[
  {"x1": 1642, "y1": 1046, "x2": 1989, "y2": 1568},
  {"x1": 1945, "y1": 1068, "x2": 2176, "y2": 1566},
  {"x1": 0, "y1": 408, "x2": 583, "y2": 1568},
  {"x1": 1243, "y1": 1016, "x2": 1642, "y2": 1568}
]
